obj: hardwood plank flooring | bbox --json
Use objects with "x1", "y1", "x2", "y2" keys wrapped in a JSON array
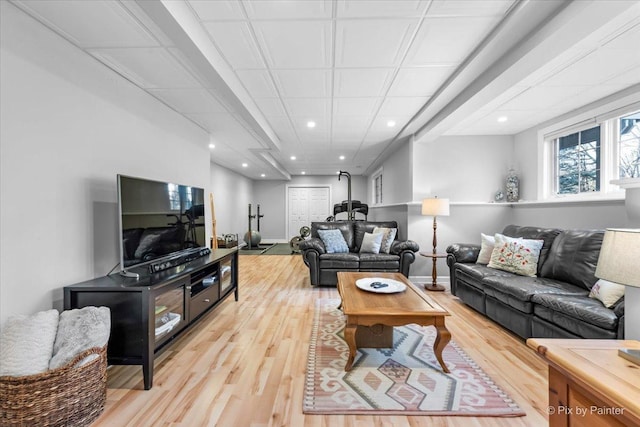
[{"x1": 94, "y1": 255, "x2": 549, "y2": 426}]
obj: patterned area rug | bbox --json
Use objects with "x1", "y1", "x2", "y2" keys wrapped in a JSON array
[{"x1": 304, "y1": 299, "x2": 525, "y2": 416}]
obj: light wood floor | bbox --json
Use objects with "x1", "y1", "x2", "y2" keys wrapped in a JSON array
[{"x1": 95, "y1": 255, "x2": 549, "y2": 426}]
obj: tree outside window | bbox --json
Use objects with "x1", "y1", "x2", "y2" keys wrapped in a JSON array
[
  {"x1": 556, "y1": 126, "x2": 601, "y2": 194},
  {"x1": 619, "y1": 112, "x2": 640, "y2": 179}
]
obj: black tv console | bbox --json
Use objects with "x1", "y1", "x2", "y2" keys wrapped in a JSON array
[{"x1": 64, "y1": 248, "x2": 238, "y2": 390}]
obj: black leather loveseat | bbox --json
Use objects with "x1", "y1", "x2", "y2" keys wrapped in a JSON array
[
  {"x1": 446, "y1": 225, "x2": 625, "y2": 340},
  {"x1": 299, "y1": 221, "x2": 419, "y2": 286}
]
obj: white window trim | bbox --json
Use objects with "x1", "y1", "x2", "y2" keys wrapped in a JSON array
[
  {"x1": 371, "y1": 167, "x2": 383, "y2": 206},
  {"x1": 537, "y1": 99, "x2": 640, "y2": 201}
]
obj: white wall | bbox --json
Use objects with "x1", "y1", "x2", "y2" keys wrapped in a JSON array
[
  {"x1": 369, "y1": 138, "x2": 413, "y2": 205},
  {"x1": 0, "y1": 3, "x2": 210, "y2": 326},
  {"x1": 210, "y1": 163, "x2": 254, "y2": 241}
]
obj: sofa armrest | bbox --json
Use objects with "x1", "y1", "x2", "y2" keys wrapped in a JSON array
[
  {"x1": 299, "y1": 237, "x2": 326, "y2": 255},
  {"x1": 390, "y1": 240, "x2": 419, "y2": 255},
  {"x1": 446, "y1": 243, "x2": 480, "y2": 264}
]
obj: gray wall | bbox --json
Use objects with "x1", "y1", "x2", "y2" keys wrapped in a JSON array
[
  {"x1": 252, "y1": 174, "x2": 367, "y2": 240},
  {"x1": 210, "y1": 163, "x2": 254, "y2": 241},
  {"x1": 0, "y1": 3, "x2": 211, "y2": 327}
]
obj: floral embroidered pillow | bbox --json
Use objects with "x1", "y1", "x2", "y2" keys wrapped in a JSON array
[{"x1": 488, "y1": 234, "x2": 544, "y2": 277}]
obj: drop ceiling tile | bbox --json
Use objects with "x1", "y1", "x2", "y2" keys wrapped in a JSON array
[
  {"x1": 253, "y1": 98, "x2": 288, "y2": 116},
  {"x1": 187, "y1": 0, "x2": 244, "y2": 21},
  {"x1": 203, "y1": 22, "x2": 265, "y2": 69},
  {"x1": 253, "y1": 21, "x2": 332, "y2": 68},
  {"x1": 405, "y1": 16, "x2": 501, "y2": 65},
  {"x1": 264, "y1": 116, "x2": 299, "y2": 144},
  {"x1": 337, "y1": 0, "x2": 428, "y2": 18},
  {"x1": 284, "y1": 98, "x2": 331, "y2": 118},
  {"x1": 89, "y1": 47, "x2": 201, "y2": 88},
  {"x1": 426, "y1": 0, "x2": 514, "y2": 17},
  {"x1": 244, "y1": 0, "x2": 333, "y2": 19},
  {"x1": 293, "y1": 120, "x2": 331, "y2": 143},
  {"x1": 335, "y1": 19, "x2": 419, "y2": 67},
  {"x1": 236, "y1": 70, "x2": 280, "y2": 97},
  {"x1": 148, "y1": 89, "x2": 228, "y2": 113},
  {"x1": 364, "y1": 117, "x2": 409, "y2": 141},
  {"x1": 14, "y1": 0, "x2": 158, "y2": 48},
  {"x1": 378, "y1": 97, "x2": 429, "y2": 116},
  {"x1": 272, "y1": 70, "x2": 331, "y2": 98},
  {"x1": 334, "y1": 68, "x2": 394, "y2": 97},
  {"x1": 332, "y1": 116, "x2": 372, "y2": 141},
  {"x1": 333, "y1": 98, "x2": 381, "y2": 116},
  {"x1": 387, "y1": 66, "x2": 454, "y2": 97}
]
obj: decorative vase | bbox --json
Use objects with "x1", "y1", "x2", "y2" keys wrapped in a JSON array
[{"x1": 506, "y1": 169, "x2": 519, "y2": 202}]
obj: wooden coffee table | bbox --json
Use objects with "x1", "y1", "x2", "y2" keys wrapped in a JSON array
[{"x1": 337, "y1": 272, "x2": 451, "y2": 372}]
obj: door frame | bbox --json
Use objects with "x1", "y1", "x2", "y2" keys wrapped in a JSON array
[{"x1": 285, "y1": 184, "x2": 332, "y2": 240}]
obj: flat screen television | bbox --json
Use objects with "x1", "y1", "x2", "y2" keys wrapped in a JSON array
[{"x1": 117, "y1": 174, "x2": 206, "y2": 274}]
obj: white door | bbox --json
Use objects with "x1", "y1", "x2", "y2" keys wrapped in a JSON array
[{"x1": 287, "y1": 186, "x2": 330, "y2": 238}]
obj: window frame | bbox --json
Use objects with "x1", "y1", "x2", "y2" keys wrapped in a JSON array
[
  {"x1": 371, "y1": 167, "x2": 383, "y2": 205},
  {"x1": 538, "y1": 102, "x2": 640, "y2": 201}
]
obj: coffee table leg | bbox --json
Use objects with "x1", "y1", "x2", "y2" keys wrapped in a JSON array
[
  {"x1": 433, "y1": 318, "x2": 451, "y2": 373},
  {"x1": 344, "y1": 323, "x2": 357, "y2": 371}
]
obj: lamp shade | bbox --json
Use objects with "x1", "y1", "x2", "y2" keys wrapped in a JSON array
[
  {"x1": 595, "y1": 228, "x2": 640, "y2": 288},
  {"x1": 421, "y1": 198, "x2": 450, "y2": 217}
]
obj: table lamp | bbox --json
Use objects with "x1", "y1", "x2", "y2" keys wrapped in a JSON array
[
  {"x1": 422, "y1": 197, "x2": 450, "y2": 292},
  {"x1": 595, "y1": 228, "x2": 640, "y2": 365}
]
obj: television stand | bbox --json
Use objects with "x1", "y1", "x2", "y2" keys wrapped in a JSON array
[{"x1": 64, "y1": 248, "x2": 238, "y2": 390}]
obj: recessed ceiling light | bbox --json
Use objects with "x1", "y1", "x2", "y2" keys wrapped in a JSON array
[
  {"x1": 290, "y1": 155, "x2": 296, "y2": 160},
  {"x1": 336, "y1": 171, "x2": 340, "y2": 174},
  {"x1": 301, "y1": 171, "x2": 306, "y2": 175},
  {"x1": 242, "y1": 163, "x2": 248, "y2": 168},
  {"x1": 339, "y1": 155, "x2": 345, "y2": 160},
  {"x1": 307, "y1": 121, "x2": 316, "y2": 128},
  {"x1": 208, "y1": 143, "x2": 215, "y2": 149},
  {"x1": 497, "y1": 116, "x2": 508, "y2": 123},
  {"x1": 260, "y1": 173, "x2": 265, "y2": 178},
  {"x1": 387, "y1": 120, "x2": 396, "y2": 127}
]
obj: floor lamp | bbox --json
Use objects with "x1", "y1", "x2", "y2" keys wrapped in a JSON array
[{"x1": 422, "y1": 197, "x2": 450, "y2": 292}]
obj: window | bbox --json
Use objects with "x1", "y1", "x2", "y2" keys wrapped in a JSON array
[
  {"x1": 619, "y1": 112, "x2": 640, "y2": 178},
  {"x1": 555, "y1": 126, "x2": 601, "y2": 195},
  {"x1": 543, "y1": 108, "x2": 640, "y2": 199},
  {"x1": 372, "y1": 169, "x2": 383, "y2": 204},
  {"x1": 167, "y1": 184, "x2": 193, "y2": 211}
]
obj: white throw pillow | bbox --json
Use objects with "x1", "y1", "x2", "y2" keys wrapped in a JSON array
[
  {"x1": 476, "y1": 233, "x2": 495, "y2": 264},
  {"x1": 373, "y1": 227, "x2": 397, "y2": 254},
  {"x1": 0, "y1": 309, "x2": 59, "y2": 377},
  {"x1": 359, "y1": 232, "x2": 384, "y2": 254},
  {"x1": 488, "y1": 234, "x2": 544, "y2": 277},
  {"x1": 589, "y1": 279, "x2": 625, "y2": 308}
]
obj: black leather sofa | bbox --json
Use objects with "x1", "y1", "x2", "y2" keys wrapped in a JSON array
[
  {"x1": 299, "y1": 221, "x2": 419, "y2": 286},
  {"x1": 446, "y1": 225, "x2": 625, "y2": 340}
]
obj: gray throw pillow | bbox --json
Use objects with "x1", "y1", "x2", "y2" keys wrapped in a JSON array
[
  {"x1": 49, "y1": 306, "x2": 111, "y2": 370},
  {"x1": 317, "y1": 229, "x2": 349, "y2": 253}
]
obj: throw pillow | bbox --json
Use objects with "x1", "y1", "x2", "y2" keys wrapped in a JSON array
[
  {"x1": 317, "y1": 229, "x2": 349, "y2": 254},
  {"x1": 50, "y1": 306, "x2": 111, "y2": 370},
  {"x1": 0, "y1": 309, "x2": 59, "y2": 377},
  {"x1": 373, "y1": 227, "x2": 397, "y2": 254},
  {"x1": 488, "y1": 234, "x2": 544, "y2": 277},
  {"x1": 359, "y1": 232, "x2": 384, "y2": 254},
  {"x1": 476, "y1": 233, "x2": 496, "y2": 264},
  {"x1": 589, "y1": 279, "x2": 625, "y2": 308}
]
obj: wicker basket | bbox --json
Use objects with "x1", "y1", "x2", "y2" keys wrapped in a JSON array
[{"x1": 0, "y1": 345, "x2": 107, "y2": 427}]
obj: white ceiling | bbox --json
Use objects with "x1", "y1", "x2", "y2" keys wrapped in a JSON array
[{"x1": 12, "y1": 0, "x2": 640, "y2": 180}]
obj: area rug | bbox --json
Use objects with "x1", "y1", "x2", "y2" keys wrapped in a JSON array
[{"x1": 304, "y1": 299, "x2": 525, "y2": 417}]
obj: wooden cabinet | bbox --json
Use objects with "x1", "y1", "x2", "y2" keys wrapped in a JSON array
[
  {"x1": 527, "y1": 338, "x2": 640, "y2": 427},
  {"x1": 64, "y1": 249, "x2": 238, "y2": 390}
]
